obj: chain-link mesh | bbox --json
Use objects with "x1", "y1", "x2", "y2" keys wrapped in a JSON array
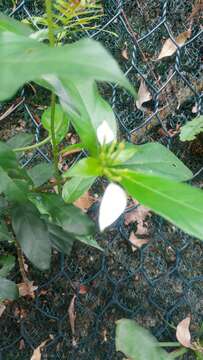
[{"x1": 0, "y1": 1, "x2": 202, "y2": 359}]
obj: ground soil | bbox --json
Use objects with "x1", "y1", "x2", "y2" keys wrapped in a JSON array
[{"x1": 0, "y1": 1, "x2": 202, "y2": 359}]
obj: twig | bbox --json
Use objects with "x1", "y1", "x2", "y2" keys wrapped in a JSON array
[{"x1": 0, "y1": 97, "x2": 25, "y2": 122}]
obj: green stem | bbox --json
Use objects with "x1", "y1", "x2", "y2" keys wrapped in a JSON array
[
  {"x1": 14, "y1": 136, "x2": 51, "y2": 153},
  {"x1": 45, "y1": 0, "x2": 62, "y2": 194},
  {"x1": 169, "y1": 348, "x2": 188, "y2": 359},
  {"x1": 158, "y1": 342, "x2": 181, "y2": 348},
  {"x1": 60, "y1": 143, "x2": 83, "y2": 156}
]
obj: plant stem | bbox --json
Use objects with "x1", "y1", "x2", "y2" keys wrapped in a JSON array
[
  {"x1": 169, "y1": 348, "x2": 188, "y2": 359},
  {"x1": 60, "y1": 143, "x2": 83, "y2": 156},
  {"x1": 159, "y1": 342, "x2": 181, "y2": 348},
  {"x1": 45, "y1": 0, "x2": 62, "y2": 194},
  {"x1": 13, "y1": 136, "x2": 51, "y2": 153},
  {"x1": 15, "y1": 240, "x2": 28, "y2": 283}
]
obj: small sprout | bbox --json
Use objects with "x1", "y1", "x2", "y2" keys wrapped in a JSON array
[
  {"x1": 97, "y1": 120, "x2": 116, "y2": 145},
  {"x1": 99, "y1": 183, "x2": 127, "y2": 231}
]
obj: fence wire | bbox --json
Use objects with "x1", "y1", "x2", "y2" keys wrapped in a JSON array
[{"x1": 0, "y1": 0, "x2": 203, "y2": 359}]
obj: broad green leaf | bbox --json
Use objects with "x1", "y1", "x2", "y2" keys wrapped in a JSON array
[
  {"x1": 59, "y1": 78, "x2": 117, "y2": 154},
  {"x1": 7, "y1": 133, "x2": 34, "y2": 150},
  {"x1": 120, "y1": 170, "x2": 203, "y2": 241},
  {"x1": 0, "y1": 12, "x2": 32, "y2": 36},
  {"x1": 0, "y1": 221, "x2": 12, "y2": 242},
  {"x1": 0, "y1": 255, "x2": 15, "y2": 277},
  {"x1": 0, "y1": 196, "x2": 8, "y2": 215},
  {"x1": 180, "y1": 115, "x2": 203, "y2": 142},
  {"x1": 0, "y1": 141, "x2": 28, "y2": 180},
  {"x1": 0, "y1": 32, "x2": 134, "y2": 101},
  {"x1": 0, "y1": 277, "x2": 19, "y2": 301},
  {"x1": 195, "y1": 351, "x2": 203, "y2": 360},
  {"x1": 0, "y1": 166, "x2": 27, "y2": 203},
  {"x1": 63, "y1": 157, "x2": 102, "y2": 178},
  {"x1": 12, "y1": 203, "x2": 51, "y2": 270},
  {"x1": 116, "y1": 142, "x2": 192, "y2": 181},
  {"x1": 116, "y1": 319, "x2": 169, "y2": 360},
  {"x1": 29, "y1": 193, "x2": 95, "y2": 236},
  {"x1": 0, "y1": 141, "x2": 18, "y2": 170},
  {"x1": 27, "y1": 162, "x2": 55, "y2": 187},
  {"x1": 47, "y1": 222, "x2": 74, "y2": 256},
  {"x1": 76, "y1": 234, "x2": 103, "y2": 251},
  {"x1": 41, "y1": 104, "x2": 69, "y2": 144},
  {"x1": 62, "y1": 176, "x2": 95, "y2": 203}
]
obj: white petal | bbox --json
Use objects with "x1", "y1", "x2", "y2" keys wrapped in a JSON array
[
  {"x1": 99, "y1": 183, "x2": 127, "y2": 231},
  {"x1": 97, "y1": 120, "x2": 115, "y2": 145}
]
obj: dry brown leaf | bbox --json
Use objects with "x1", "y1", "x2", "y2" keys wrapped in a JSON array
[
  {"x1": 0, "y1": 304, "x2": 6, "y2": 317},
  {"x1": 19, "y1": 339, "x2": 25, "y2": 351},
  {"x1": 30, "y1": 338, "x2": 50, "y2": 360},
  {"x1": 125, "y1": 201, "x2": 151, "y2": 227},
  {"x1": 68, "y1": 294, "x2": 77, "y2": 346},
  {"x1": 17, "y1": 281, "x2": 38, "y2": 299},
  {"x1": 192, "y1": 104, "x2": 198, "y2": 113},
  {"x1": 136, "y1": 79, "x2": 152, "y2": 109},
  {"x1": 122, "y1": 48, "x2": 129, "y2": 60},
  {"x1": 129, "y1": 232, "x2": 149, "y2": 251},
  {"x1": 78, "y1": 284, "x2": 88, "y2": 295},
  {"x1": 158, "y1": 29, "x2": 191, "y2": 60},
  {"x1": 74, "y1": 192, "x2": 95, "y2": 212},
  {"x1": 176, "y1": 317, "x2": 192, "y2": 348}
]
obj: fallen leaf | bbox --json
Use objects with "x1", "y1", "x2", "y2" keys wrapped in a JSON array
[
  {"x1": 79, "y1": 285, "x2": 88, "y2": 295},
  {"x1": 0, "y1": 304, "x2": 6, "y2": 317},
  {"x1": 176, "y1": 317, "x2": 192, "y2": 348},
  {"x1": 74, "y1": 192, "x2": 95, "y2": 212},
  {"x1": 192, "y1": 104, "x2": 198, "y2": 113},
  {"x1": 122, "y1": 48, "x2": 128, "y2": 60},
  {"x1": 129, "y1": 232, "x2": 149, "y2": 251},
  {"x1": 125, "y1": 201, "x2": 151, "y2": 228},
  {"x1": 19, "y1": 339, "x2": 25, "y2": 351},
  {"x1": 17, "y1": 281, "x2": 38, "y2": 299},
  {"x1": 136, "y1": 79, "x2": 152, "y2": 109},
  {"x1": 158, "y1": 29, "x2": 191, "y2": 60},
  {"x1": 30, "y1": 338, "x2": 50, "y2": 360},
  {"x1": 68, "y1": 294, "x2": 77, "y2": 346}
]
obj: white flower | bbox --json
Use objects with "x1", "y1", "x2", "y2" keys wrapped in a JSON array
[
  {"x1": 96, "y1": 120, "x2": 115, "y2": 145},
  {"x1": 99, "y1": 183, "x2": 127, "y2": 231}
]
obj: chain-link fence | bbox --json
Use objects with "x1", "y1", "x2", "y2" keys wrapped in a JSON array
[{"x1": 0, "y1": 0, "x2": 203, "y2": 359}]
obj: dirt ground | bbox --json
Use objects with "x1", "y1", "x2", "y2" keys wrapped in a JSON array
[{"x1": 0, "y1": 0, "x2": 202, "y2": 359}]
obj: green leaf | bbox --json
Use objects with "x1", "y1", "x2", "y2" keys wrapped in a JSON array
[
  {"x1": 195, "y1": 351, "x2": 203, "y2": 360},
  {"x1": 7, "y1": 133, "x2": 34, "y2": 150},
  {"x1": 29, "y1": 193, "x2": 95, "y2": 237},
  {"x1": 0, "y1": 255, "x2": 15, "y2": 277},
  {"x1": 41, "y1": 104, "x2": 69, "y2": 144},
  {"x1": 76, "y1": 234, "x2": 103, "y2": 251},
  {"x1": 0, "y1": 32, "x2": 134, "y2": 101},
  {"x1": 0, "y1": 166, "x2": 27, "y2": 203},
  {"x1": 0, "y1": 221, "x2": 12, "y2": 242},
  {"x1": 59, "y1": 79, "x2": 117, "y2": 154},
  {"x1": 180, "y1": 115, "x2": 203, "y2": 142},
  {"x1": 116, "y1": 319, "x2": 169, "y2": 360},
  {"x1": 47, "y1": 222, "x2": 74, "y2": 256},
  {"x1": 0, "y1": 196, "x2": 8, "y2": 215},
  {"x1": 120, "y1": 170, "x2": 203, "y2": 241},
  {"x1": 12, "y1": 203, "x2": 51, "y2": 270},
  {"x1": 63, "y1": 157, "x2": 102, "y2": 178},
  {"x1": 0, "y1": 277, "x2": 19, "y2": 301},
  {"x1": 27, "y1": 162, "x2": 55, "y2": 187},
  {"x1": 0, "y1": 12, "x2": 32, "y2": 36},
  {"x1": 62, "y1": 176, "x2": 96, "y2": 203},
  {"x1": 0, "y1": 141, "x2": 18, "y2": 171},
  {"x1": 117, "y1": 142, "x2": 192, "y2": 181}
]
